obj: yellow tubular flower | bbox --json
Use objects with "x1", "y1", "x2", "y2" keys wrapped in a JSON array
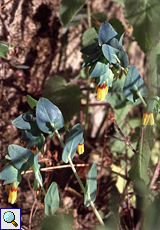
[
  {"x1": 6, "y1": 182, "x2": 17, "y2": 204},
  {"x1": 96, "y1": 83, "x2": 108, "y2": 101},
  {"x1": 29, "y1": 145, "x2": 37, "y2": 155},
  {"x1": 77, "y1": 143, "x2": 84, "y2": 155},
  {"x1": 142, "y1": 111, "x2": 154, "y2": 125}
]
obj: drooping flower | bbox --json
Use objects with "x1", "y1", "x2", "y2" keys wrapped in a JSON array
[
  {"x1": 5, "y1": 182, "x2": 17, "y2": 204},
  {"x1": 77, "y1": 143, "x2": 84, "y2": 155},
  {"x1": 142, "y1": 111, "x2": 154, "y2": 125},
  {"x1": 29, "y1": 145, "x2": 37, "y2": 155},
  {"x1": 96, "y1": 82, "x2": 108, "y2": 101}
]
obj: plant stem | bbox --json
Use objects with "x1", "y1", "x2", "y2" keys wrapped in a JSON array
[
  {"x1": 90, "y1": 200, "x2": 105, "y2": 226},
  {"x1": 68, "y1": 156, "x2": 85, "y2": 192},
  {"x1": 31, "y1": 166, "x2": 46, "y2": 196},
  {"x1": 136, "y1": 91, "x2": 147, "y2": 107},
  {"x1": 55, "y1": 129, "x2": 65, "y2": 148},
  {"x1": 55, "y1": 131, "x2": 105, "y2": 226},
  {"x1": 84, "y1": 1, "x2": 92, "y2": 140},
  {"x1": 68, "y1": 156, "x2": 105, "y2": 226}
]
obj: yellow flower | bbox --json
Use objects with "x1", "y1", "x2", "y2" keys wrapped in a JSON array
[
  {"x1": 29, "y1": 145, "x2": 37, "y2": 155},
  {"x1": 96, "y1": 82, "x2": 108, "y2": 101},
  {"x1": 142, "y1": 111, "x2": 154, "y2": 125},
  {"x1": 5, "y1": 182, "x2": 17, "y2": 204},
  {"x1": 77, "y1": 143, "x2": 84, "y2": 155}
]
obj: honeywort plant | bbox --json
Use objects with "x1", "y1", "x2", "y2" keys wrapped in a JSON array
[{"x1": 1, "y1": 19, "x2": 160, "y2": 228}]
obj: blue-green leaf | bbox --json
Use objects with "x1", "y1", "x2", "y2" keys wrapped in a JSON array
[
  {"x1": 90, "y1": 61, "x2": 109, "y2": 78},
  {"x1": 0, "y1": 163, "x2": 21, "y2": 185},
  {"x1": 36, "y1": 98, "x2": 64, "y2": 134},
  {"x1": 12, "y1": 114, "x2": 31, "y2": 130},
  {"x1": 98, "y1": 68, "x2": 112, "y2": 86},
  {"x1": 21, "y1": 121, "x2": 44, "y2": 150},
  {"x1": 81, "y1": 42, "x2": 99, "y2": 56},
  {"x1": 33, "y1": 153, "x2": 43, "y2": 190},
  {"x1": 44, "y1": 182, "x2": 59, "y2": 216},
  {"x1": 102, "y1": 44, "x2": 119, "y2": 64},
  {"x1": 84, "y1": 163, "x2": 97, "y2": 207},
  {"x1": 62, "y1": 126, "x2": 84, "y2": 163},
  {"x1": 123, "y1": 66, "x2": 148, "y2": 102},
  {"x1": 82, "y1": 50, "x2": 102, "y2": 68},
  {"x1": 8, "y1": 144, "x2": 34, "y2": 171},
  {"x1": 98, "y1": 22, "x2": 118, "y2": 46}
]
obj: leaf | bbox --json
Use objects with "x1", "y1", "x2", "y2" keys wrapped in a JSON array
[
  {"x1": 98, "y1": 22, "x2": 118, "y2": 46},
  {"x1": 43, "y1": 76, "x2": 82, "y2": 124},
  {"x1": 123, "y1": 66, "x2": 148, "y2": 102},
  {"x1": 59, "y1": 0, "x2": 86, "y2": 26},
  {"x1": 0, "y1": 163, "x2": 21, "y2": 185},
  {"x1": 13, "y1": 65, "x2": 29, "y2": 69},
  {"x1": 62, "y1": 126, "x2": 84, "y2": 163},
  {"x1": 81, "y1": 42, "x2": 99, "y2": 55},
  {"x1": 112, "y1": 0, "x2": 124, "y2": 7},
  {"x1": 36, "y1": 97, "x2": 64, "y2": 133},
  {"x1": 90, "y1": 61, "x2": 109, "y2": 78},
  {"x1": 12, "y1": 114, "x2": 31, "y2": 130},
  {"x1": 84, "y1": 162, "x2": 97, "y2": 207},
  {"x1": 0, "y1": 42, "x2": 9, "y2": 58},
  {"x1": 44, "y1": 182, "x2": 59, "y2": 216},
  {"x1": 98, "y1": 68, "x2": 113, "y2": 86},
  {"x1": 33, "y1": 153, "x2": 43, "y2": 190},
  {"x1": 8, "y1": 144, "x2": 34, "y2": 171},
  {"x1": 102, "y1": 44, "x2": 119, "y2": 64},
  {"x1": 148, "y1": 41, "x2": 160, "y2": 96},
  {"x1": 124, "y1": 0, "x2": 160, "y2": 53},
  {"x1": 129, "y1": 126, "x2": 150, "y2": 184},
  {"x1": 109, "y1": 18, "x2": 125, "y2": 36},
  {"x1": 21, "y1": 122, "x2": 45, "y2": 151},
  {"x1": 106, "y1": 77, "x2": 139, "y2": 109},
  {"x1": 26, "y1": 95, "x2": 38, "y2": 109},
  {"x1": 82, "y1": 27, "x2": 98, "y2": 47},
  {"x1": 82, "y1": 50, "x2": 102, "y2": 68}
]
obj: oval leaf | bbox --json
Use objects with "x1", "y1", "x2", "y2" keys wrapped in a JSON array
[
  {"x1": 102, "y1": 44, "x2": 119, "y2": 64},
  {"x1": 90, "y1": 61, "x2": 109, "y2": 78},
  {"x1": 12, "y1": 114, "x2": 31, "y2": 130},
  {"x1": 123, "y1": 66, "x2": 148, "y2": 102},
  {"x1": 36, "y1": 98, "x2": 64, "y2": 134},
  {"x1": 98, "y1": 22, "x2": 118, "y2": 46},
  {"x1": 0, "y1": 163, "x2": 21, "y2": 185},
  {"x1": 129, "y1": 127, "x2": 150, "y2": 184},
  {"x1": 8, "y1": 144, "x2": 34, "y2": 171},
  {"x1": 62, "y1": 127, "x2": 84, "y2": 163},
  {"x1": 44, "y1": 182, "x2": 59, "y2": 216},
  {"x1": 84, "y1": 163, "x2": 97, "y2": 207}
]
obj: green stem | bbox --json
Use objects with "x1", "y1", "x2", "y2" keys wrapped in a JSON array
[
  {"x1": 32, "y1": 166, "x2": 46, "y2": 196},
  {"x1": 55, "y1": 131, "x2": 105, "y2": 226},
  {"x1": 90, "y1": 200, "x2": 105, "y2": 226},
  {"x1": 68, "y1": 156, "x2": 85, "y2": 192},
  {"x1": 137, "y1": 91, "x2": 147, "y2": 107},
  {"x1": 55, "y1": 129, "x2": 65, "y2": 148},
  {"x1": 84, "y1": 68, "x2": 90, "y2": 140},
  {"x1": 68, "y1": 156, "x2": 105, "y2": 226}
]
